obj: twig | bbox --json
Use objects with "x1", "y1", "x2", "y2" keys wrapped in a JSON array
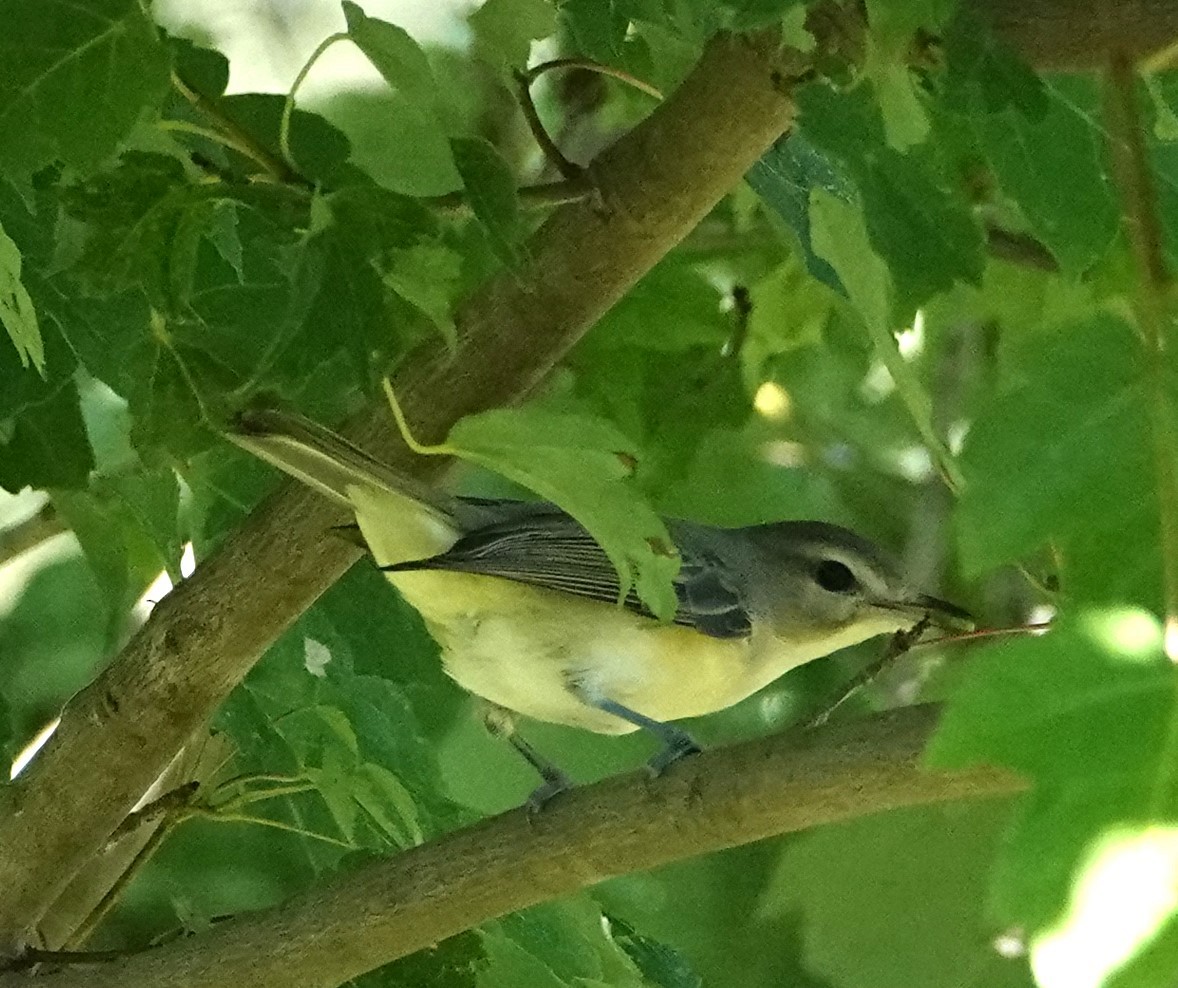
[
  {"x1": 514, "y1": 68, "x2": 584, "y2": 181},
  {"x1": 512, "y1": 58, "x2": 662, "y2": 182},
  {"x1": 156, "y1": 120, "x2": 278, "y2": 173},
  {"x1": 3, "y1": 946, "x2": 150, "y2": 972},
  {"x1": 724, "y1": 284, "x2": 753, "y2": 358},
  {"x1": 104, "y1": 783, "x2": 200, "y2": 848},
  {"x1": 806, "y1": 617, "x2": 931, "y2": 728},
  {"x1": 65, "y1": 824, "x2": 175, "y2": 950},
  {"x1": 911, "y1": 621, "x2": 1053, "y2": 651}
]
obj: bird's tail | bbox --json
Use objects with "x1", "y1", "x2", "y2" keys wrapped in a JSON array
[{"x1": 227, "y1": 408, "x2": 462, "y2": 563}]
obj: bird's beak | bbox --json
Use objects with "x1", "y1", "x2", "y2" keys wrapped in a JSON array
[
  {"x1": 869, "y1": 592, "x2": 974, "y2": 632},
  {"x1": 901, "y1": 593, "x2": 975, "y2": 631}
]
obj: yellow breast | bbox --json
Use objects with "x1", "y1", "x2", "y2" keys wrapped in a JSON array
[{"x1": 384, "y1": 569, "x2": 794, "y2": 733}]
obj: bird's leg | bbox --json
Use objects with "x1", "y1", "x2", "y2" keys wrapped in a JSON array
[
  {"x1": 481, "y1": 705, "x2": 575, "y2": 811},
  {"x1": 569, "y1": 685, "x2": 702, "y2": 776}
]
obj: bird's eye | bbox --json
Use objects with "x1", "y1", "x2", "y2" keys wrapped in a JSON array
[{"x1": 815, "y1": 559, "x2": 857, "y2": 593}]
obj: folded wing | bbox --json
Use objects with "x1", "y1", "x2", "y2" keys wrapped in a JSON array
[{"x1": 382, "y1": 506, "x2": 752, "y2": 640}]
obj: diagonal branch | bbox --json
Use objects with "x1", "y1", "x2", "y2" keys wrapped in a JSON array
[
  {"x1": 0, "y1": 30, "x2": 803, "y2": 951},
  {"x1": 0, "y1": 706, "x2": 1025, "y2": 988}
]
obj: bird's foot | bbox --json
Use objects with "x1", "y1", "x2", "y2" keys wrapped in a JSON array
[
  {"x1": 645, "y1": 728, "x2": 703, "y2": 777},
  {"x1": 525, "y1": 768, "x2": 576, "y2": 813}
]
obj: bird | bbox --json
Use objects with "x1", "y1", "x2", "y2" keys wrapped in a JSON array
[{"x1": 228, "y1": 408, "x2": 971, "y2": 804}]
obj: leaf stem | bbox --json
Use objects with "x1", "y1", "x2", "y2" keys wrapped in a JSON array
[
  {"x1": 423, "y1": 177, "x2": 593, "y2": 213},
  {"x1": 279, "y1": 32, "x2": 349, "y2": 175},
  {"x1": 170, "y1": 72, "x2": 301, "y2": 185},
  {"x1": 188, "y1": 809, "x2": 355, "y2": 849},
  {"x1": 862, "y1": 316, "x2": 964, "y2": 493},
  {"x1": 65, "y1": 821, "x2": 176, "y2": 949},
  {"x1": 381, "y1": 379, "x2": 449, "y2": 456},
  {"x1": 523, "y1": 58, "x2": 664, "y2": 99},
  {"x1": 513, "y1": 68, "x2": 583, "y2": 182},
  {"x1": 156, "y1": 119, "x2": 276, "y2": 173}
]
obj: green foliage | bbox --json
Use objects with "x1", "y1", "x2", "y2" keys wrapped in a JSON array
[
  {"x1": 928, "y1": 608, "x2": 1178, "y2": 984},
  {"x1": 0, "y1": 2, "x2": 1176, "y2": 987},
  {"x1": 0, "y1": 219, "x2": 42, "y2": 373},
  {"x1": 402, "y1": 399, "x2": 681, "y2": 619},
  {"x1": 0, "y1": 0, "x2": 170, "y2": 182}
]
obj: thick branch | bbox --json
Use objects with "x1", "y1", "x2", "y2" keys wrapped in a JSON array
[
  {"x1": 976, "y1": 0, "x2": 1178, "y2": 69},
  {"x1": 0, "y1": 707, "x2": 1025, "y2": 988},
  {"x1": 0, "y1": 31, "x2": 800, "y2": 949}
]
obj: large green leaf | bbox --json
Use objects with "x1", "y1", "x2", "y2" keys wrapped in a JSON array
[
  {"x1": 0, "y1": 0, "x2": 170, "y2": 182},
  {"x1": 955, "y1": 314, "x2": 1162, "y2": 606},
  {"x1": 450, "y1": 136, "x2": 525, "y2": 270},
  {"x1": 408, "y1": 402, "x2": 681, "y2": 620},
  {"x1": 929, "y1": 607, "x2": 1178, "y2": 987},
  {"x1": 796, "y1": 83, "x2": 986, "y2": 311}
]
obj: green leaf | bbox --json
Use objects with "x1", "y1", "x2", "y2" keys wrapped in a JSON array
[
  {"x1": 0, "y1": 381, "x2": 94, "y2": 492},
  {"x1": 746, "y1": 133, "x2": 852, "y2": 294},
  {"x1": 349, "y1": 931, "x2": 486, "y2": 988},
  {"x1": 810, "y1": 188, "x2": 959, "y2": 487},
  {"x1": 437, "y1": 406, "x2": 680, "y2": 620},
  {"x1": 955, "y1": 314, "x2": 1160, "y2": 605},
  {"x1": 558, "y1": 0, "x2": 629, "y2": 62},
  {"x1": 342, "y1": 3, "x2": 438, "y2": 112},
  {"x1": 482, "y1": 901, "x2": 646, "y2": 988},
  {"x1": 63, "y1": 152, "x2": 214, "y2": 308},
  {"x1": 0, "y1": 689, "x2": 14, "y2": 771},
  {"x1": 928, "y1": 608, "x2": 1177, "y2": 941},
  {"x1": 862, "y1": 0, "x2": 954, "y2": 150},
  {"x1": 469, "y1": 0, "x2": 556, "y2": 74},
  {"x1": 450, "y1": 136, "x2": 524, "y2": 269},
  {"x1": 743, "y1": 255, "x2": 835, "y2": 379},
  {"x1": 353, "y1": 761, "x2": 423, "y2": 846},
  {"x1": 941, "y1": 10, "x2": 1047, "y2": 118},
  {"x1": 52, "y1": 471, "x2": 179, "y2": 645},
  {"x1": 810, "y1": 190, "x2": 893, "y2": 336},
  {"x1": 605, "y1": 915, "x2": 703, "y2": 988},
  {"x1": 768, "y1": 801, "x2": 1030, "y2": 988},
  {"x1": 715, "y1": 0, "x2": 802, "y2": 31},
  {"x1": 0, "y1": 218, "x2": 42, "y2": 374},
  {"x1": 169, "y1": 36, "x2": 229, "y2": 98},
  {"x1": 0, "y1": 0, "x2": 170, "y2": 182},
  {"x1": 220, "y1": 93, "x2": 355, "y2": 186},
  {"x1": 974, "y1": 90, "x2": 1118, "y2": 277},
  {"x1": 582, "y1": 261, "x2": 730, "y2": 352},
  {"x1": 382, "y1": 244, "x2": 461, "y2": 348},
  {"x1": 797, "y1": 83, "x2": 986, "y2": 309}
]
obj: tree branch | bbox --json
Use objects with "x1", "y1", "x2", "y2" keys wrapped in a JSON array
[
  {"x1": 0, "y1": 501, "x2": 66, "y2": 569},
  {"x1": 0, "y1": 706, "x2": 1025, "y2": 988},
  {"x1": 0, "y1": 30, "x2": 802, "y2": 951}
]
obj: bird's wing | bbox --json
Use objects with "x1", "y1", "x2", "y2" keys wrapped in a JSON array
[{"x1": 383, "y1": 510, "x2": 752, "y2": 640}]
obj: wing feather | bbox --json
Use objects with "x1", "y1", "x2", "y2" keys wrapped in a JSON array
[{"x1": 382, "y1": 509, "x2": 751, "y2": 639}]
